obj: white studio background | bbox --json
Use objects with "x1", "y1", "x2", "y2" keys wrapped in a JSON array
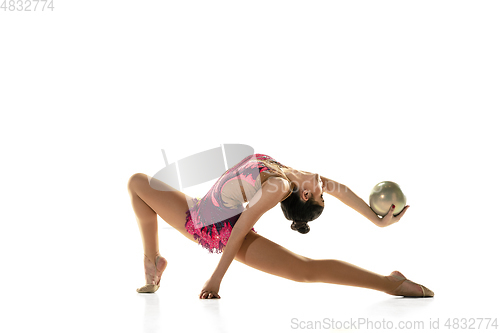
[{"x1": 1, "y1": 1, "x2": 499, "y2": 333}]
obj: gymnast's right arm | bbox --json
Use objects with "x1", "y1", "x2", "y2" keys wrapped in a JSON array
[{"x1": 199, "y1": 177, "x2": 290, "y2": 299}]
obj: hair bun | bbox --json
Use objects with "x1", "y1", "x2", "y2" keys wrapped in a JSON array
[{"x1": 291, "y1": 221, "x2": 310, "y2": 234}]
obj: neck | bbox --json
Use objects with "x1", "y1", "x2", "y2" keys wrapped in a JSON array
[{"x1": 283, "y1": 168, "x2": 301, "y2": 185}]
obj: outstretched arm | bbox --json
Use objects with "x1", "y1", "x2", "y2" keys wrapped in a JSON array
[
  {"x1": 321, "y1": 176, "x2": 381, "y2": 226},
  {"x1": 321, "y1": 176, "x2": 408, "y2": 227}
]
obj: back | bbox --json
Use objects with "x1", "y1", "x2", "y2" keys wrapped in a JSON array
[{"x1": 187, "y1": 153, "x2": 292, "y2": 234}]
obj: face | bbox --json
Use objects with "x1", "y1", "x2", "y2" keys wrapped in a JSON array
[{"x1": 296, "y1": 171, "x2": 325, "y2": 207}]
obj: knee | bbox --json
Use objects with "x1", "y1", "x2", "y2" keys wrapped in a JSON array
[{"x1": 127, "y1": 173, "x2": 147, "y2": 194}]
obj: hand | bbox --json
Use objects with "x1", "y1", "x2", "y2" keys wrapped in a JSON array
[
  {"x1": 199, "y1": 278, "x2": 221, "y2": 299},
  {"x1": 379, "y1": 204, "x2": 410, "y2": 227}
]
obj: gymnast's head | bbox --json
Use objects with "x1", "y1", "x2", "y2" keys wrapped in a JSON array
[{"x1": 280, "y1": 172, "x2": 325, "y2": 234}]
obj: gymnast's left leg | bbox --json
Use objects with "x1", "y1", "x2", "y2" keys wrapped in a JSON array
[{"x1": 235, "y1": 232, "x2": 433, "y2": 297}]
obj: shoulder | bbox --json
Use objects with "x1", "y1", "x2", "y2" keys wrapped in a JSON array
[
  {"x1": 262, "y1": 177, "x2": 291, "y2": 201},
  {"x1": 243, "y1": 177, "x2": 290, "y2": 213}
]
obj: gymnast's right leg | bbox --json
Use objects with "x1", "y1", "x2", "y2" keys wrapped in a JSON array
[
  {"x1": 235, "y1": 232, "x2": 434, "y2": 297},
  {"x1": 127, "y1": 173, "x2": 199, "y2": 292}
]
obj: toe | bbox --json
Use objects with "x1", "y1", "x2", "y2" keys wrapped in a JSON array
[{"x1": 422, "y1": 285, "x2": 434, "y2": 297}]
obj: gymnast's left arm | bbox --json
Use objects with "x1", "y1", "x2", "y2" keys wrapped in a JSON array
[
  {"x1": 322, "y1": 176, "x2": 398, "y2": 227},
  {"x1": 199, "y1": 177, "x2": 289, "y2": 299}
]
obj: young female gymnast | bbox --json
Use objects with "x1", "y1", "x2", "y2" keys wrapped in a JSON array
[{"x1": 127, "y1": 153, "x2": 434, "y2": 299}]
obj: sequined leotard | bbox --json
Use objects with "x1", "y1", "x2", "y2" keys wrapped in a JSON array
[{"x1": 184, "y1": 153, "x2": 293, "y2": 254}]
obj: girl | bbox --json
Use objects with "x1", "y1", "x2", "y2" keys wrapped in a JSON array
[{"x1": 127, "y1": 153, "x2": 433, "y2": 299}]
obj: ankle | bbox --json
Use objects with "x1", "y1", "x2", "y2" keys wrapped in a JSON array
[{"x1": 145, "y1": 252, "x2": 161, "y2": 264}]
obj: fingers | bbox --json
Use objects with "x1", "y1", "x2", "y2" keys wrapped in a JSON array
[
  {"x1": 395, "y1": 205, "x2": 410, "y2": 219},
  {"x1": 390, "y1": 204, "x2": 396, "y2": 214},
  {"x1": 199, "y1": 290, "x2": 221, "y2": 299},
  {"x1": 383, "y1": 204, "x2": 396, "y2": 219}
]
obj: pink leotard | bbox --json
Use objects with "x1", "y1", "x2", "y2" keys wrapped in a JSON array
[{"x1": 184, "y1": 153, "x2": 292, "y2": 254}]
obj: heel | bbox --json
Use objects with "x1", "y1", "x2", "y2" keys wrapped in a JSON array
[
  {"x1": 136, "y1": 254, "x2": 167, "y2": 294},
  {"x1": 154, "y1": 255, "x2": 165, "y2": 288},
  {"x1": 136, "y1": 284, "x2": 159, "y2": 293}
]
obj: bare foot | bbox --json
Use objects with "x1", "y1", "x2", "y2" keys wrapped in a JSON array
[
  {"x1": 136, "y1": 254, "x2": 167, "y2": 293},
  {"x1": 386, "y1": 271, "x2": 434, "y2": 297}
]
